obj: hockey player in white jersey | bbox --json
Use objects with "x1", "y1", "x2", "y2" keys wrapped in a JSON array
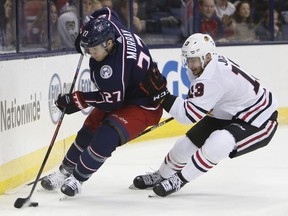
[{"x1": 133, "y1": 33, "x2": 278, "y2": 197}]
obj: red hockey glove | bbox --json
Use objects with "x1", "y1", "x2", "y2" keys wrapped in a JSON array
[
  {"x1": 56, "y1": 91, "x2": 88, "y2": 114},
  {"x1": 139, "y1": 67, "x2": 170, "y2": 105}
]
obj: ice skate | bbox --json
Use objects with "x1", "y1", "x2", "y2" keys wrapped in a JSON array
[
  {"x1": 133, "y1": 170, "x2": 164, "y2": 189},
  {"x1": 61, "y1": 175, "x2": 82, "y2": 197},
  {"x1": 41, "y1": 165, "x2": 71, "y2": 191},
  {"x1": 153, "y1": 172, "x2": 187, "y2": 197}
]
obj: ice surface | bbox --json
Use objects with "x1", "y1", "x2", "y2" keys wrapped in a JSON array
[{"x1": 1, "y1": 126, "x2": 288, "y2": 216}]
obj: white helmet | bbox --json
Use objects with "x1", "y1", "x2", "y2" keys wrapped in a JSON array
[{"x1": 181, "y1": 33, "x2": 216, "y2": 69}]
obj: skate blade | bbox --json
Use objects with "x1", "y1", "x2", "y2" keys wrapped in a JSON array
[{"x1": 128, "y1": 184, "x2": 153, "y2": 190}]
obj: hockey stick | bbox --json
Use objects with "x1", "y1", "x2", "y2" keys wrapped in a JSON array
[
  {"x1": 14, "y1": 54, "x2": 84, "y2": 209},
  {"x1": 136, "y1": 117, "x2": 174, "y2": 138}
]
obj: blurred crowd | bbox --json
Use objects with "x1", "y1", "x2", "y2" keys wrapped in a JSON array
[{"x1": 1, "y1": 0, "x2": 288, "y2": 53}]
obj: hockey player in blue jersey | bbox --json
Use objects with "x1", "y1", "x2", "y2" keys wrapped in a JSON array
[{"x1": 41, "y1": 7, "x2": 163, "y2": 197}]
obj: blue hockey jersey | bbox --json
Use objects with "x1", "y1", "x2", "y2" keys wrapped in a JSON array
[{"x1": 80, "y1": 7, "x2": 157, "y2": 112}]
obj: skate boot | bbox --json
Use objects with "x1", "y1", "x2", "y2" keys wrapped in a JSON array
[
  {"x1": 41, "y1": 165, "x2": 71, "y2": 191},
  {"x1": 153, "y1": 172, "x2": 187, "y2": 197},
  {"x1": 133, "y1": 170, "x2": 164, "y2": 189},
  {"x1": 61, "y1": 175, "x2": 82, "y2": 197}
]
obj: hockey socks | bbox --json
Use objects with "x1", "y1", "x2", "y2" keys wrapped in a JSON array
[{"x1": 73, "y1": 125, "x2": 120, "y2": 182}]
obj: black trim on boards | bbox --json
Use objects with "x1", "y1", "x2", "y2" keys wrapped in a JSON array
[{"x1": 0, "y1": 41, "x2": 287, "y2": 61}]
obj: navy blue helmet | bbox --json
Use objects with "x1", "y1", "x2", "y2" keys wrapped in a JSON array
[{"x1": 80, "y1": 18, "x2": 115, "y2": 49}]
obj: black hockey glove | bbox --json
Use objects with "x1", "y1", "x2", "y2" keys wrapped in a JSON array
[
  {"x1": 56, "y1": 91, "x2": 88, "y2": 114},
  {"x1": 139, "y1": 67, "x2": 170, "y2": 106}
]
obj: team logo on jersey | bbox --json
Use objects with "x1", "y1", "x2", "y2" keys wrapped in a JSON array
[
  {"x1": 100, "y1": 65, "x2": 113, "y2": 79},
  {"x1": 65, "y1": 21, "x2": 76, "y2": 31}
]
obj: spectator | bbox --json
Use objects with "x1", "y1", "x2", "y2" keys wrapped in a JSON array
[
  {"x1": 0, "y1": 0, "x2": 15, "y2": 51},
  {"x1": 91, "y1": 0, "x2": 102, "y2": 13},
  {"x1": 31, "y1": 0, "x2": 73, "y2": 50},
  {"x1": 20, "y1": 0, "x2": 46, "y2": 48},
  {"x1": 116, "y1": 0, "x2": 144, "y2": 34},
  {"x1": 220, "y1": 14, "x2": 235, "y2": 38},
  {"x1": 57, "y1": 2, "x2": 79, "y2": 48},
  {"x1": 55, "y1": 0, "x2": 68, "y2": 12},
  {"x1": 196, "y1": 0, "x2": 224, "y2": 40},
  {"x1": 281, "y1": 11, "x2": 288, "y2": 40},
  {"x1": 214, "y1": 0, "x2": 236, "y2": 39},
  {"x1": 82, "y1": 0, "x2": 103, "y2": 23},
  {"x1": 215, "y1": 0, "x2": 235, "y2": 19},
  {"x1": 229, "y1": 0, "x2": 257, "y2": 42},
  {"x1": 0, "y1": 1, "x2": 6, "y2": 50},
  {"x1": 83, "y1": 0, "x2": 93, "y2": 19},
  {"x1": 140, "y1": 0, "x2": 181, "y2": 18},
  {"x1": 181, "y1": 0, "x2": 194, "y2": 38},
  {"x1": 99, "y1": 0, "x2": 113, "y2": 9},
  {"x1": 255, "y1": 9, "x2": 282, "y2": 41},
  {"x1": 29, "y1": 1, "x2": 47, "y2": 47},
  {"x1": 50, "y1": 2, "x2": 61, "y2": 49},
  {"x1": 130, "y1": 0, "x2": 181, "y2": 39},
  {"x1": 30, "y1": 0, "x2": 69, "y2": 50}
]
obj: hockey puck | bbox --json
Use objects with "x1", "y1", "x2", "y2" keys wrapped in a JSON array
[{"x1": 29, "y1": 202, "x2": 39, "y2": 207}]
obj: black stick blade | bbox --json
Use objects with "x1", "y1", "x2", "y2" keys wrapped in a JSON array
[{"x1": 14, "y1": 197, "x2": 29, "y2": 209}]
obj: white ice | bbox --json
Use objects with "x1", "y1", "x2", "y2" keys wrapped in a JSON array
[{"x1": 1, "y1": 126, "x2": 288, "y2": 216}]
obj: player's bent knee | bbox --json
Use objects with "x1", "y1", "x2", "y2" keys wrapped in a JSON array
[
  {"x1": 75, "y1": 126, "x2": 95, "y2": 149},
  {"x1": 102, "y1": 120, "x2": 127, "y2": 145},
  {"x1": 203, "y1": 130, "x2": 236, "y2": 163},
  {"x1": 89, "y1": 124, "x2": 121, "y2": 157},
  {"x1": 170, "y1": 136, "x2": 198, "y2": 161}
]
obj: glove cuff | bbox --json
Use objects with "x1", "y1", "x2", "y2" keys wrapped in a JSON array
[
  {"x1": 161, "y1": 94, "x2": 177, "y2": 112},
  {"x1": 72, "y1": 91, "x2": 88, "y2": 110}
]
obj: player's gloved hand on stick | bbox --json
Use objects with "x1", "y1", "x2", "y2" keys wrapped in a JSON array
[
  {"x1": 56, "y1": 91, "x2": 88, "y2": 114},
  {"x1": 139, "y1": 67, "x2": 170, "y2": 105}
]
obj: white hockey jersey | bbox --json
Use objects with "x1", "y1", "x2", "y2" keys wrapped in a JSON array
[{"x1": 169, "y1": 55, "x2": 278, "y2": 128}]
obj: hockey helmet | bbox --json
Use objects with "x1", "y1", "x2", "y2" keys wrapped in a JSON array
[
  {"x1": 181, "y1": 33, "x2": 216, "y2": 68},
  {"x1": 80, "y1": 18, "x2": 115, "y2": 51}
]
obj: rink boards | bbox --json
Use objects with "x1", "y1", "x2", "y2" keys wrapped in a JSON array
[{"x1": 0, "y1": 44, "x2": 288, "y2": 194}]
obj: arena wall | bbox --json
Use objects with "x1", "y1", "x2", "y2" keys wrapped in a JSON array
[{"x1": 0, "y1": 44, "x2": 287, "y2": 194}]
